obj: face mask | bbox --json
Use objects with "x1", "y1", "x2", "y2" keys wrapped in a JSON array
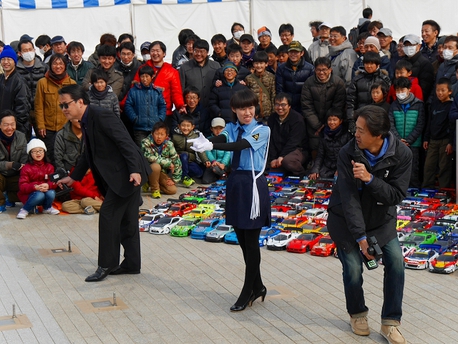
[
  {"x1": 39, "y1": 48, "x2": 46, "y2": 55},
  {"x1": 142, "y1": 54, "x2": 151, "y2": 61},
  {"x1": 442, "y1": 49, "x2": 454, "y2": 60},
  {"x1": 403, "y1": 46, "x2": 417, "y2": 57},
  {"x1": 233, "y1": 31, "x2": 244, "y2": 40},
  {"x1": 396, "y1": 92, "x2": 408, "y2": 100},
  {"x1": 22, "y1": 51, "x2": 35, "y2": 62}
]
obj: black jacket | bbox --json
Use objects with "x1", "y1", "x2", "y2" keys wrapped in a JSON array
[
  {"x1": 346, "y1": 68, "x2": 391, "y2": 120},
  {"x1": 0, "y1": 69, "x2": 31, "y2": 134},
  {"x1": 209, "y1": 80, "x2": 248, "y2": 123},
  {"x1": 16, "y1": 57, "x2": 48, "y2": 108},
  {"x1": 310, "y1": 124, "x2": 352, "y2": 178},
  {"x1": 276, "y1": 57, "x2": 315, "y2": 112},
  {"x1": 327, "y1": 133, "x2": 412, "y2": 252},
  {"x1": 71, "y1": 105, "x2": 151, "y2": 197},
  {"x1": 301, "y1": 73, "x2": 346, "y2": 131},
  {"x1": 424, "y1": 98, "x2": 453, "y2": 142},
  {"x1": 404, "y1": 52, "x2": 435, "y2": 100},
  {"x1": 267, "y1": 108, "x2": 306, "y2": 161}
]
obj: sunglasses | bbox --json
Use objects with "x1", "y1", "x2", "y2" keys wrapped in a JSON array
[{"x1": 59, "y1": 100, "x2": 75, "y2": 110}]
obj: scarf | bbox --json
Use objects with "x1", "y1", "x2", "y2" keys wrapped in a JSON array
[
  {"x1": 398, "y1": 92, "x2": 415, "y2": 105},
  {"x1": 46, "y1": 70, "x2": 67, "y2": 84},
  {"x1": 89, "y1": 85, "x2": 109, "y2": 100},
  {"x1": 0, "y1": 130, "x2": 14, "y2": 154},
  {"x1": 324, "y1": 124, "x2": 342, "y2": 138}
]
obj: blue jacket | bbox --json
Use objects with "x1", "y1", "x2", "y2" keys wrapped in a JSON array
[
  {"x1": 276, "y1": 57, "x2": 314, "y2": 112},
  {"x1": 125, "y1": 83, "x2": 166, "y2": 132}
]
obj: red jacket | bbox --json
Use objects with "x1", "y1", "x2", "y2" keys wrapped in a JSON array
[
  {"x1": 18, "y1": 160, "x2": 56, "y2": 204},
  {"x1": 387, "y1": 77, "x2": 424, "y2": 104},
  {"x1": 69, "y1": 169, "x2": 102, "y2": 200},
  {"x1": 131, "y1": 61, "x2": 185, "y2": 116}
]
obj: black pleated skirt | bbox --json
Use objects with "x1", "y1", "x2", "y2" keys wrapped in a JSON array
[{"x1": 225, "y1": 170, "x2": 271, "y2": 229}]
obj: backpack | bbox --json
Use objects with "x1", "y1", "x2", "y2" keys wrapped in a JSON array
[{"x1": 348, "y1": 27, "x2": 359, "y2": 49}]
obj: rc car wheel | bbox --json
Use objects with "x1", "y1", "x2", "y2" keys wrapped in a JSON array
[{"x1": 263, "y1": 239, "x2": 267, "y2": 246}]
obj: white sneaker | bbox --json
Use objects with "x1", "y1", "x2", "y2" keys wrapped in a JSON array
[
  {"x1": 43, "y1": 207, "x2": 60, "y2": 215},
  {"x1": 17, "y1": 208, "x2": 29, "y2": 219}
]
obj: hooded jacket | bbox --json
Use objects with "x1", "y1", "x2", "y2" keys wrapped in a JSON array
[
  {"x1": 327, "y1": 39, "x2": 358, "y2": 86},
  {"x1": 125, "y1": 82, "x2": 167, "y2": 132}
]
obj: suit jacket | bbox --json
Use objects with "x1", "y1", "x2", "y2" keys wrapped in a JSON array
[{"x1": 71, "y1": 105, "x2": 151, "y2": 197}]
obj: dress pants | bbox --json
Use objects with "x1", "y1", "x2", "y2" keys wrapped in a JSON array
[{"x1": 98, "y1": 187, "x2": 141, "y2": 271}]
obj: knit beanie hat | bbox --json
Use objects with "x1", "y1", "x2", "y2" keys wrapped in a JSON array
[
  {"x1": 222, "y1": 61, "x2": 238, "y2": 73},
  {"x1": 0, "y1": 45, "x2": 18, "y2": 64}
]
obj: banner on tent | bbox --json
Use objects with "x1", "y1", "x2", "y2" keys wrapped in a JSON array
[{"x1": 1, "y1": 0, "x2": 238, "y2": 9}]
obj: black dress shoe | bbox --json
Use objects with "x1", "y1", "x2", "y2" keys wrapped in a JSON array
[
  {"x1": 109, "y1": 266, "x2": 140, "y2": 275},
  {"x1": 85, "y1": 266, "x2": 115, "y2": 282},
  {"x1": 249, "y1": 286, "x2": 267, "y2": 306}
]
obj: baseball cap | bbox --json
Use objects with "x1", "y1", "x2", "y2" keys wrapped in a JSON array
[
  {"x1": 50, "y1": 36, "x2": 66, "y2": 45},
  {"x1": 288, "y1": 41, "x2": 303, "y2": 52},
  {"x1": 377, "y1": 28, "x2": 392, "y2": 37},
  {"x1": 211, "y1": 117, "x2": 226, "y2": 128},
  {"x1": 20, "y1": 34, "x2": 34, "y2": 41},
  {"x1": 140, "y1": 41, "x2": 151, "y2": 51},
  {"x1": 319, "y1": 22, "x2": 333, "y2": 30},
  {"x1": 403, "y1": 34, "x2": 421, "y2": 45},
  {"x1": 239, "y1": 34, "x2": 255, "y2": 44}
]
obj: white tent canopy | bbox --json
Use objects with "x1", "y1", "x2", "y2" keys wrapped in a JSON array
[{"x1": 1, "y1": 0, "x2": 458, "y2": 61}]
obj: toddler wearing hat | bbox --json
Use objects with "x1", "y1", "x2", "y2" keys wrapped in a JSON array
[
  {"x1": 201, "y1": 117, "x2": 231, "y2": 184},
  {"x1": 17, "y1": 138, "x2": 60, "y2": 219}
]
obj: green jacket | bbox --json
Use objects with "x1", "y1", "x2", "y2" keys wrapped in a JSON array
[
  {"x1": 388, "y1": 97, "x2": 425, "y2": 148},
  {"x1": 172, "y1": 129, "x2": 209, "y2": 164},
  {"x1": 141, "y1": 136, "x2": 182, "y2": 183}
]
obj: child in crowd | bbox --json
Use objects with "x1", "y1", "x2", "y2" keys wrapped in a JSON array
[
  {"x1": 171, "y1": 86, "x2": 210, "y2": 136},
  {"x1": 422, "y1": 78, "x2": 454, "y2": 189},
  {"x1": 265, "y1": 45, "x2": 278, "y2": 74},
  {"x1": 142, "y1": 121, "x2": 182, "y2": 198},
  {"x1": 347, "y1": 52, "x2": 391, "y2": 120},
  {"x1": 245, "y1": 51, "x2": 276, "y2": 123},
  {"x1": 209, "y1": 62, "x2": 248, "y2": 123},
  {"x1": 125, "y1": 65, "x2": 167, "y2": 147},
  {"x1": 61, "y1": 169, "x2": 103, "y2": 214},
  {"x1": 387, "y1": 60, "x2": 423, "y2": 103},
  {"x1": 202, "y1": 118, "x2": 230, "y2": 184},
  {"x1": 16, "y1": 139, "x2": 60, "y2": 219},
  {"x1": 276, "y1": 44, "x2": 289, "y2": 64},
  {"x1": 388, "y1": 77, "x2": 425, "y2": 188},
  {"x1": 87, "y1": 69, "x2": 120, "y2": 117},
  {"x1": 370, "y1": 81, "x2": 390, "y2": 113},
  {"x1": 308, "y1": 108, "x2": 352, "y2": 180},
  {"x1": 213, "y1": 44, "x2": 251, "y2": 87},
  {"x1": 172, "y1": 115, "x2": 210, "y2": 187}
]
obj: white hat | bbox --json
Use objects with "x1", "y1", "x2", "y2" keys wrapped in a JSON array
[
  {"x1": 319, "y1": 22, "x2": 333, "y2": 30},
  {"x1": 27, "y1": 138, "x2": 47, "y2": 154},
  {"x1": 211, "y1": 117, "x2": 226, "y2": 128}
]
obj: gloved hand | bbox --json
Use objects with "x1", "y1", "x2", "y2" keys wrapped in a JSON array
[
  {"x1": 188, "y1": 132, "x2": 213, "y2": 152},
  {"x1": 12, "y1": 162, "x2": 22, "y2": 171}
]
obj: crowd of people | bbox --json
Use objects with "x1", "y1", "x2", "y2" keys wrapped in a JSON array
[{"x1": 0, "y1": 7, "x2": 456, "y2": 343}]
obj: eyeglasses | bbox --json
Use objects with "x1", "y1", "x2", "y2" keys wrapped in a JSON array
[
  {"x1": 274, "y1": 103, "x2": 289, "y2": 108},
  {"x1": 59, "y1": 100, "x2": 75, "y2": 110},
  {"x1": 185, "y1": 95, "x2": 199, "y2": 100},
  {"x1": 30, "y1": 149, "x2": 44, "y2": 154},
  {"x1": 315, "y1": 68, "x2": 329, "y2": 73},
  {"x1": 280, "y1": 33, "x2": 292, "y2": 38}
]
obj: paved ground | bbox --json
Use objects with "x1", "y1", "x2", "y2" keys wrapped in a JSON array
[{"x1": 1, "y1": 187, "x2": 458, "y2": 344}]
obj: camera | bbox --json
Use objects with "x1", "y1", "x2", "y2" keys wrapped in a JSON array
[
  {"x1": 50, "y1": 168, "x2": 73, "y2": 200},
  {"x1": 367, "y1": 236, "x2": 383, "y2": 260}
]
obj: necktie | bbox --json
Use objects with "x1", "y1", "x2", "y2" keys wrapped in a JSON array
[{"x1": 231, "y1": 127, "x2": 244, "y2": 169}]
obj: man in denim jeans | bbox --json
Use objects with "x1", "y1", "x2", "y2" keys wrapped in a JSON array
[{"x1": 327, "y1": 105, "x2": 412, "y2": 344}]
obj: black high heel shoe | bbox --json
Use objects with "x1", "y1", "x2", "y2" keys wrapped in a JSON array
[
  {"x1": 230, "y1": 292, "x2": 253, "y2": 312},
  {"x1": 249, "y1": 287, "x2": 267, "y2": 306}
]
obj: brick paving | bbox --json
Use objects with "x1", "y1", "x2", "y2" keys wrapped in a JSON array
[{"x1": 1, "y1": 187, "x2": 458, "y2": 343}]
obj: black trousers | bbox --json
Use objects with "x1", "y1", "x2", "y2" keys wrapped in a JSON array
[
  {"x1": 98, "y1": 187, "x2": 141, "y2": 270},
  {"x1": 233, "y1": 227, "x2": 263, "y2": 303}
]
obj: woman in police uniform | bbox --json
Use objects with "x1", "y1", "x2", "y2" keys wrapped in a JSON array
[{"x1": 191, "y1": 89, "x2": 271, "y2": 312}]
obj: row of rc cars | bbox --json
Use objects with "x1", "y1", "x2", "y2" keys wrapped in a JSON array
[{"x1": 138, "y1": 173, "x2": 458, "y2": 269}]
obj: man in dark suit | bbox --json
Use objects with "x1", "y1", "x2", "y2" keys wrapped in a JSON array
[{"x1": 58, "y1": 84, "x2": 151, "y2": 282}]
